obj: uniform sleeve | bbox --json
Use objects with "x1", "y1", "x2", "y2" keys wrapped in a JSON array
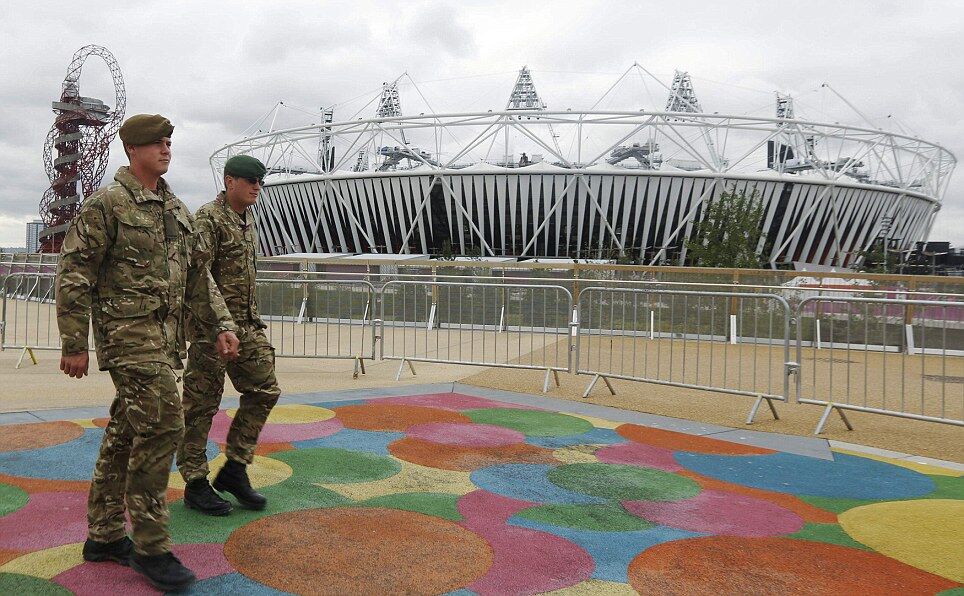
[
  {"x1": 56, "y1": 202, "x2": 109, "y2": 355},
  {"x1": 185, "y1": 211, "x2": 238, "y2": 341}
]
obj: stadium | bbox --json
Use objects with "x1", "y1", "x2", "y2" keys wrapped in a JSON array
[{"x1": 211, "y1": 66, "x2": 956, "y2": 268}]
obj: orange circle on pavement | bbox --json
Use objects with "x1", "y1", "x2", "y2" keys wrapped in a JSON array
[
  {"x1": 389, "y1": 436, "x2": 557, "y2": 471},
  {"x1": 617, "y1": 424, "x2": 774, "y2": 455},
  {"x1": 627, "y1": 536, "x2": 957, "y2": 595},
  {"x1": 334, "y1": 404, "x2": 470, "y2": 432},
  {"x1": 0, "y1": 421, "x2": 84, "y2": 453},
  {"x1": 225, "y1": 507, "x2": 492, "y2": 594}
]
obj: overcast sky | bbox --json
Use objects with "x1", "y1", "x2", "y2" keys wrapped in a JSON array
[{"x1": 1, "y1": 0, "x2": 962, "y2": 248}]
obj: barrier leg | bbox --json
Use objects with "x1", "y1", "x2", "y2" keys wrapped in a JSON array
[
  {"x1": 542, "y1": 368, "x2": 561, "y2": 394},
  {"x1": 353, "y1": 357, "x2": 367, "y2": 379},
  {"x1": 395, "y1": 358, "x2": 416, "y2": 381},
  {"x1": 814, "y1": 403, "x2": 854, "y2": 435},
  {"x1": 16, "y1": 347, "x2": 37, "y2": 369},
  {"x1": 582, "y1": 374, "x2": 616, "y2": 398},
  {"x1": 746, "y1": 395, "x2": 780, "y2": 424}
]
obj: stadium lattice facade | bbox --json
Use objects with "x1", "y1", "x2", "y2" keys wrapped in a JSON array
[{"x1": 213, "y1": 67, "x2": 955, "y2": 268}]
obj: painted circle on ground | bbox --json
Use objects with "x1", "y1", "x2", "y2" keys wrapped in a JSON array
[
  {"x1": 595, "y1": 441, "x2": 681, "y2": 472},
  {"x1": 676, "y1": 452, "x2": 936, "y2": 500},
  {"x1": 390, "y1": 437, "x2": 556, "y2": 472},
  {"x1": 0, "y1": 428, "x2": 104, "y2": 481},
  {"x1": 514, "y1": 503, "x2": 655, "y2": 532},
  {"x1": 0, "y1": 483, "x2": 28, "y2": 517},
  {"x1": 622, "y1": 489, "x2": 804, "y2": 536},
  {"x1": 470, "y1": 464, "x2": 604, "y2": 505},
  {"x1": 168, "y1": 453, "x2": 293, "y2": 490},
  {"x1": 0, "y1": 573, "x2": 70, "y2": 595},
  {"x1": 270, "y1": 447, "x2": 401, "y2": 484},
  {"x1": 0, "y1": 421, "x2": 84, "y2": 453},
  {"x1": 53, "y1": 542, "x2": 233, "y2": 594},
  {"x1": 228, "y1": 404, "x2": 335, "y2": 424},
  {"x1": 335, "y1": 404, "x2": 471, "y2": 431},
  {"x1": 0, "y1": 492, "x2": 89, "y2": 550},
  {"x1": 617, "y1": 424, "x2": 773, "y2": 455},
  {"x1": 408, "y1": 422, "x2": 525, "y2": 447},
  {"x1": 465, "y1": 408, "x2": 594, "y2": 437},
  {"x1": 225, "y1": 507, "x2": 493, "y2": 594},
  {"x1": 839, "y1": 499, "x2": 964, "y2": 583},
  {"x1": 207, "y1": 411, "x2": 343, "y2": 444},
  {"x1": 627, "y1": 536, "x2": 959, "y2": 594},
  {"x1": 548, "y1": 463, "x2": 700, "y2": 502}
]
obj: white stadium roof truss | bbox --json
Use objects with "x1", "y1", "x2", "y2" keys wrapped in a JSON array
[{"x1": 212, "y1": 67, "x2": 955, "y2": 268}]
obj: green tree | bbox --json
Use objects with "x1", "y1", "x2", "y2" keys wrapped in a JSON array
[{"x1": 685, "y1": 188, "x2": 769, "y2": 268}]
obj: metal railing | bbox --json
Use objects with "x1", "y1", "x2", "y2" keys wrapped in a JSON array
[
  {"x1": 796, "y1": 296, "x2": 964, "y2": 433},
  {"x1": 256, "y1": 278, "x2": 377, "y2": 377},
  {"x1": 5, "y1": 267, "x2": 964, "y2": 433},
  {"x1": 1, "y1": 273, "x2": 62, "y2": 367},
  {"x1": 378, "y1": 280, "x2": 573, "y2": 392},
  {"x1": 576, "y1": 287, "x2": 795, "y2": 423}
]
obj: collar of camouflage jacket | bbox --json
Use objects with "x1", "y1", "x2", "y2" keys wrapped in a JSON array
[
  {"x1": 115, "y1": 166, "x2": 169, "y2": 204},
  {"x1": 217, "y1": 191, "x2": 252, "y2": 223}
]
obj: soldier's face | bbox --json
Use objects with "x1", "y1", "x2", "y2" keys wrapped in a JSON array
[
  {"x1": 225, "y1": 175, "x2": 263, "y2": 210},
  {"x1": 129, "y1": 138, "x2": 172, "y2": 177}
]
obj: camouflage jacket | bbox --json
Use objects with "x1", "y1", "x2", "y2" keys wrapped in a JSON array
[
  {"x1": 186, "y1": 192, "x2": 264, "y2": 343},
  {"x1": 56, "y1": 167, "x2": 237, "y2": 370}
]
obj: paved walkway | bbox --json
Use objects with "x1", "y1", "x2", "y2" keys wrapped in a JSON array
[{"x1": 0, "y1": 384, "x2": 961, "y2": 593}]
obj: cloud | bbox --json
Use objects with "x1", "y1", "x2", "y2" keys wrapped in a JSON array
[{"x1": 1, "y1": 0, "x2": 962, "y2": 248}]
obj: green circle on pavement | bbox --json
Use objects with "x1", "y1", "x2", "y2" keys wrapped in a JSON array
[
  {"x1": 515, "y1": 503, "x2": 655, "y2": 531},
  {"x1": 0, "y1": 483, "x2": 27, "y2": 517},
  {"x1": 465, "y1": 408, "x2": 593, "y2": 437},
  {"x1": 548, "y1": 463, "x2": 700, "y2": 501},
  {"x1": 272, "y1": 448, "x2": 401, "y2": 484}
]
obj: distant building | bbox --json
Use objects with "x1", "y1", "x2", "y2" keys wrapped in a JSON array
[{"x1": 26, "y1": 220, "x2": 44, "y2": 253}]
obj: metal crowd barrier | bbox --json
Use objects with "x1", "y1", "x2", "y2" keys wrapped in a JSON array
[
  {"x1": 1, "y1": 273, "x2": 61, "y2": 367},
  {"x1": 256, "y1": 278, "x2": 377, "y2": 377},
  {"x1": 796, "y1": 296, "x2": 964, "y2": 433},
  {"x1": 5, "y1": 269, "x2": 964, "y2": 434},
  {"x1": 377, "y1": 280, "x2": 574, "y2": 392},
  {"x1": 576, "y1": 287, "x2": 795, "y2": 423}
]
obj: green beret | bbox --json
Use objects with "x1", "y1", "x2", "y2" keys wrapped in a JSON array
[
  {"x1": 119, "y1": 114, "x2": 174, "y2": 146},
  {"x1": 224, "y1": 155, "x2": 267, "y2": 179}
]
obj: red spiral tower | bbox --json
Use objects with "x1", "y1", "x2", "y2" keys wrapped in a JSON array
[{"x1": 39, "y1": 45, "x2": 125, "y2": 252}]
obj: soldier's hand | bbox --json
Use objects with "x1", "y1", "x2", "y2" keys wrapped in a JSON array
[
  {"x1": 216, "y1": 331, "x2": 240, "y2": 361},
  {"x1": 60, "y1": 352, "x2": 89, "y2": 378}
]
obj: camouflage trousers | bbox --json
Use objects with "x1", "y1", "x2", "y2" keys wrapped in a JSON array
[
  {"x1": 177, "y1": 323, "x2": 280, "y2": 482},
  {"x1": 89, "y1": 362, "x2": 183, "y2": 556}
]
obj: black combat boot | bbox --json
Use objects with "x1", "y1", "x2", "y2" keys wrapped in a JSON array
[
  {"x1": 183, "y1": 477, "x2": 233, "y2": 516},
  {"x1": 130, "y1": 551, "x2": 196, "y2": 592},
  {"x1": 82, "y1": 536, "x2": 133, "y2": 566},
  {"x1": 212, "y1": 459, "x2": 266, "y2": 510}
]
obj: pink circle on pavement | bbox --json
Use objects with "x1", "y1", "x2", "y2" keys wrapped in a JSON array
[
  {"x1": 595, "y1": 442, "x2": 682, "y2": 472},
  {"x1": 0, "y1": 491, "x2": 88, "y2": 550},
  {"x1": 408, "y1": 423, "x2": 526, "y2": 447},
  {"x1": 623, "y1": 489, "x2": 804, "y2": 536},
  {"x1": 456, "y1": 490, "x2": 593, "y2": 594},
  {"x1": 208, "y1": 411, "x2": 343, "y2": 444},
  {"x1": 53, "y1": 542, "x2": 233, "y2": 594}
]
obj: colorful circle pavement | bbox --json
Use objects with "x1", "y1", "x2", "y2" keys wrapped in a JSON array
[{"x1": 0, "y1": 392, "x2": 960, "y2": 594}]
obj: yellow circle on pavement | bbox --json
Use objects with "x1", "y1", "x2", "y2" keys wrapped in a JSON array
[
  {"x1": 226, "y1": 404, "x2": 335, "y2": 424},
  {"x1": 839, "y1": 499, "x2": 964, "y2": 583}
]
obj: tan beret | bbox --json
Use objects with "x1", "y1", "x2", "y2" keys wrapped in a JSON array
[{"x1": 119, "y1": 114, "x2": 174, "y2": 146}]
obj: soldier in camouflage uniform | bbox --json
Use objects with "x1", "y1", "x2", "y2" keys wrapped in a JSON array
[
  {"x1": 57, "y1": 114, "x2": 240, "y2": 592},
  {"x1": 177, "y1": 155, "x2": 281, "y2": 515}
]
